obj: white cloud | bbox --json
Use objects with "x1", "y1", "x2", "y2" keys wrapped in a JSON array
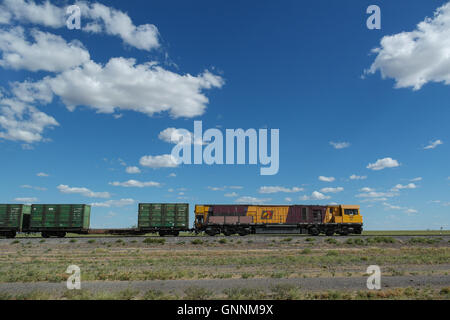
[
  {"x1": 57, "y1": 184, "x2": 110, "y2": 198},
  {"x1": 1, "y1": 0, "x2": 160, "y2": 51},
  {"x1": 77, "y1": 1, "x2": 160, "y2": 51},
  {"x1": 125, "y1": 166, "x2": 141, "y2": 174},
  {"x1": 411, "y1": 177, "x2": 422, "y2": 181},
  {"x1": 208, "y1": 186, "x2": 225, "y2": 191},
  {"x1": 91, "y1": 198, "x2": 135, "y2": 208},
  {"x1": 168, "y1": 173, "x2": 176, "y2": 177},
  {"x1": 300, "y1": 191, "x2": 330, "y2": 201},
  {"x1": 158, "y1": 127, "x2": 204, "y2": 145},
  {"x1": 20, "y1": 184, "x2": 46, "y2": 191},
  {"x1": 0, "y1": 27, "x2": 90, "y2": 72},
  {"x1": 320, "y1": 187, "x2": 344, "y2": 193},
  {"x1": 14, "y1": 197, "x2": 38, "y2": 203},
  {"x1": 229, "y1": 186, "x2": 243, "y2": 190},
  {"x1": 318, "y1": 176, "x2": 335, "y2": 182},
  {"x1": 356, "y1": 191, "x2": 396, "y2": 198},
  {"x1": 37, "y1": 58, "x2": 223, "y2": 118},
  {"x1": 0, "y1": 0, "x2": 65, "y2": 28},
  {"x1": 285, "y1": 197, "x2": 292, "y2": 202},
  {"x1": 168, "y1": 188, "x2": 174, "y2": 192},
  {"x1": 366, "y1": 3, "x2": 450, "y2": 90},
  {"x1": 367, "y1": 157, "x2": 400, "y2": 171},
  {"x1": 424, "y1": 139, "x2": 443, "y2": 149},
  {"x1": 329, "y1": 141, "x2": 350, "y2": 149},
  {"x1": 36, "y1": 172, "x2": 49, "y2": 177},
  {"x1": 0, "y1": 99, "x2": 58, "y2": 143},
  {"x1": 235, "y1": 196, "x2": 271, "y2": 204},
  {"x1": 139, "y1": 154, "x2": 179, "y2": 168},
  {"x1": 350, "y1": 174, "x2": 367, "y2": 180},
  {"x1": 258, "y1": 186, "x2": 304, "y2": 194},
  {"x1": 391, "y1": 183, "x2": 417, "y2": 191},
  {"x1": 360, "y1": 187, "x2": 375, "y2": 192},
  {"x1": 224, "y1": 192, "x2": 238, "y2": 197},
  {"x1": 109, "y1": 180, "x2": 160, "y2": 188},
  {"x1": 383, "y1": 202, "x2": 418, "y2": 214}
]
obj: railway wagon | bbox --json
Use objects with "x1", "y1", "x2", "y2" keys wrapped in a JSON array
[
  {"x1": 138, "y1": 203, "x2": 189, "y2": 236},
  {"x1": 0, "y1": 204, "x2": 31, "y2": 238},
  {"x1": 194, "y1": 204, "x2": 362, "y2": 236},
  {"x1": 30, "y1": 204, "x2": 91, "y2": 238}
]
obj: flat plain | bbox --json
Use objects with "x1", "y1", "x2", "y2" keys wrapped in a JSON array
[{"x1": 0, "y1": 234, "x2": 449, "y2": 300}]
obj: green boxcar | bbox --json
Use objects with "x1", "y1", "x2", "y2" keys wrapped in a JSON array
[
  {"x1": 138, "y1": 203, "x2": 189, "y2": 235},
  {"x1": 30, "y1": 204, "x2": 90, "y2": 237},
  {"x1": 0, "y1": 204, "x2": 31, "y2": 238}
]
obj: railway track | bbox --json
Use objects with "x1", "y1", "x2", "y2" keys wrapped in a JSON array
[{"x1": 5, "y1": 233, "x2": 450, "y2": 241}]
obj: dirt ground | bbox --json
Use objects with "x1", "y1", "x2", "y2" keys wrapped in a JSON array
[{"x1": 0, "y1": 235, "x2": 449, "y2": 299}]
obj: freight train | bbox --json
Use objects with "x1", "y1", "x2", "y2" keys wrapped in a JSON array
[{"x1": 0, "y1": 203, "x2": 362, "y2": 238}]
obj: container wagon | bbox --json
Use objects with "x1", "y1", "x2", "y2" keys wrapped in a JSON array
[
  {"x1": 30, "y1": 204, "x2": 91, "y2": 238},
  {"x1": 138, "y1": 203, "x2": 189, "y2": 236},
  {"x1": 0, "y1": 204, "x2": 31, "y2": 238},
  {"x1": 194, "y1": 204, "x2": 362, "y2": 236}
]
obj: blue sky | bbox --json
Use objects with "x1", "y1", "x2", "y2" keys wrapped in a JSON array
[{"x1": 0, "y1": 0, "x2": 449, "y2": 229}]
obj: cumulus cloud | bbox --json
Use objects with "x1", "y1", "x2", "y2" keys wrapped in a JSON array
[
  {"x1": 366, "y1": 2, "x2": 450, "y2": 90},
  {"x1": 356, "y1": 191, "x2": 396, "y2": 198},
  {"x1": 125, "y1": 166, "x2": 141, "y2": 174},
  {"x1": 57, "y1": 184, "x2": 110, "y2": 198},
  {"x1": 224, "y1": 192, "x2": 238, "y2": 197},
  {"x1": 1, "y1": 0, "x2": 160, "y2": 51},
  {"x1": 36, "y1": 172, "x2": 49, "y2": 177},
  {"x1": 320, "y1": 187, "x2": 344, "y2": 193},
  {"x1": 14, "y1": 197, "x2": 38, "y2": 203},
  {"x1": 391, "y1": 183, "x2": 417, "y2": 191},
  {"x1": 76, "y1": 1, "x2": 160, "y2": 51},
  {"x1": 139, "y1": 154, "x2": 179, "y2": 168},
  {"x1": 360, "y1": 187, "x2": 375, "y2": 192},
  {"x1": 235, "y1": 196, "x2": 271, "y2": 204},
  {"x1": 258, "y1": 186, "x2": 304, "y2": 194},
  {"x1": 20, "y1": 184, "x2": 46, "y2": 191},
  {"x1": 424, "y1": 139, "x2": 443, "y2": 149},
  {"x1": 366, "y1": 157, "x2": 400, "y2": 171},
  {"x1": 318, "y1": 176, "x2": 335, "y2": 182},
  {"x1": 329, "y1": 141, "x2": 350, "y2": 149},
  {"x1": 109, "y1": 180, "x2": 160, "y2": 188},
  {"x1": 383, "y1": 202, "x2": 418, "y2": 214},
  {"x1": 0, "y1": 0, "x2": 65, "y2": 28},
  {"x1": 158, "y1": 127, "x2": 205, "y2": 145},
  {"x1": 285, "y1": 197, "x2": 292, "y2": 202},
  {"x1": 168, "y1": 173, "x2": 176, "y2": 177},
  {"x1": 33, "y1": 58, "x2": 223, "y2": 118},
  {"x1": 300, "y1": 191, "x2": 330, "y2": 201},
  {"x1": 350, "y1": 174, "x2": 367, "y2": 180},
  {"x1": 0, "y1": 27, "x2": 90, "y2": 72},
  {"x1": 91, "y1": 198, "x2": 135, "y2": 208},
  {"x1": 0, "y1": 98, "x2": 58, "y2": 143},
  {"x1": 411, "y1": 177, "x2": 422, "y2": 181}
]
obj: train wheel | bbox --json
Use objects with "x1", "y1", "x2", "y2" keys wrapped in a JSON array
[
  {"x1": 57, "y1": 232, "x2": 66, "y2": 238},
  {"x1": 158, "y1": 231, "x2": 166, "y2": 237},
  {"x1": 325, "y1": 229, "x2": 334, "y2": 236},
  {"x1": 223, "y1": 230, "x2": 232, "y2": 236},
  {"x1": 309, "y1": 228, "x2": 319, "y2": 236},
  {"x1": 172, "y1": 231, "x2": 180, "y2": 237},
  {"x1": 205, "y1": 230, "x2": 217, "y2": 236},
  {"x1": 42, "y1": 232, "x2": 50, "y2": 238}
]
